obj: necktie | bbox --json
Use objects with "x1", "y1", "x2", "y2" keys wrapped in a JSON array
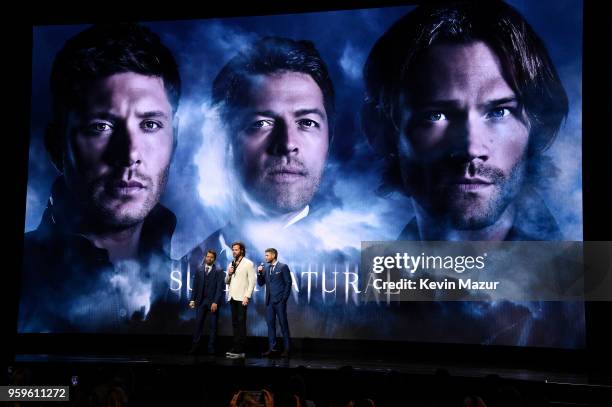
[
  {"x1": 206, "y1": 266, "x2": 210, "y2": 275},
  {"x1": 270, "y1": 264, "x2": 275, "y2": 276}
]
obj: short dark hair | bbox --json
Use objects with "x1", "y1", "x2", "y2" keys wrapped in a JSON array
[
  {"x1": 231, "y1": 241, "x2": 246, "y2": 257},
  {"x1": 362, "y1": 1, "x2": 568, "y2": 192},
  {"x1": 50, "y1": 23, "x2": 181, "y2": 126},
  {"x1": 46, "y1": 23, "x2": 181, "y2": 171},
  {"x1": 265, "y1": 248, "x2": 278, "y2": 259},
  {"x1": 212, "y1": 36, "x2": 335, "y2": 136},
  {"x1": 206, "y1": 249, "x2": 217, "y2": 261}
]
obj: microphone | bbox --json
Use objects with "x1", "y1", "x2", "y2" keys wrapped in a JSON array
[
  {"x1": 258, "y1": 262, "x2": 265, "y2": 274},
  {"x1": 229, "y1": 259, "x2": 237, "y2": 276}
]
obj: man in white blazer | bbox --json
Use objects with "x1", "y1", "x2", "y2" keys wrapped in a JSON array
[{"x1": 225, "y1": 241, "x2": 256, "y2": 358}]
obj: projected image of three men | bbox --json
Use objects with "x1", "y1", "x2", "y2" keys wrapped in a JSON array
[{"x1": 20, "y1": 0, "x2": 584, "y2": 348}]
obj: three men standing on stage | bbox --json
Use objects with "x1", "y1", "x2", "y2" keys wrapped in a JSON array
[{"x1": 189, "y1": 244, "x2": 293, "y2": 359}]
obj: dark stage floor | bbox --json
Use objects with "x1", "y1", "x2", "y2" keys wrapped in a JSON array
[
  {"x1": 9, "y1": 352, "x2": 612, "y2": 406},
  {"x1": 13, "y1": 352, "x2": 608, "y2": 385}
]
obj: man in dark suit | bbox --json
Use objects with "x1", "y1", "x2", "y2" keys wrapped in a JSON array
[
  {"x1": 189, "y1": 250, "x2": 224, "y2": 355},
  {"x1": 257, "y1": 248, "x2": 292, "y2": 357}
]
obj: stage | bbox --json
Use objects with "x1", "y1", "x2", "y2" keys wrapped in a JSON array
[
  {"x1": 12, "y1": 352, "x2": 598, "y2": 385},
  {"x1": 9, "y1": 350, "x2": 612, "y2": 406}
]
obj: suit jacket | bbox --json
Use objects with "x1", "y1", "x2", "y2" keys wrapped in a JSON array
[
  {"x1": 191, "y1": 263, "x2": 224, "y2": 307},
  {"x1": 257, "y1": 262, "x2": 292, "y2": 305},
  {"x1": 225, "y1": 257, "x2": 256, "y2": 301}
]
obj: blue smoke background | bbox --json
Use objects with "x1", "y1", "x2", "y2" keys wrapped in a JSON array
[{"x1": 23, "y1": 0, "x2": 584, "y2": 347}]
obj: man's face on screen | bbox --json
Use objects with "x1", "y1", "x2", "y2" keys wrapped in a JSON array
[
  {"x1": 233, "y1": 71, "x2": 329, "y2": 214},
  {"x1": 63, "y1": 72, "x2": 174, "y2": 229},
  {"x1": 398, "y1": 41, "x2": 530, "y2": 230}
]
